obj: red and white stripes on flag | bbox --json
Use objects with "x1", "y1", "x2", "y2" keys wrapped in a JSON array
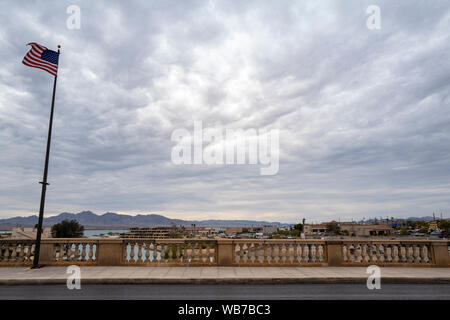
[{"x1": 22, "y1": 42, "x2": 59, "y2": 76}]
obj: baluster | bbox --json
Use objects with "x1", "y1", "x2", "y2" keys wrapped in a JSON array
[
  {"x1": 199, "y1": 243, "x2": 204, "y2": 263},
  {"x1": 310, "y1": 244, "x2": 317, "y2": 263},
  {"x1": 68, "y1": 243, "x2": 74, "y2": 262},
  {"x1": 280, "y1": 244, "x2": 287, "y2": 264},
  {"x1": 207, "y1": 244, "x2": 213, "y2": 264},
  {"x1": 392, "y1": 245, "x2": 399, "y2": 263},
  {"x1": 30, "y1": 244, "x2": 36, "y2": 261},
  {"x1": 241, "y1": 243, "x2": 248, "y2": 264},
  {"x1": 144, "y1": 243, "x2": 150, "y2": 263},
  {"x1": 303, "y1": 244, "x2": 309, "y2": 263},
  {"x1": 249, "y1": 243, "x2": 255, "y2": 264},
  {"x1": 413, "y1": 245, "x2": 421, "y2": 263},
  {"x1": 176, "y1": 244, "x2": 181, "y2": 263},
  {"x1": 192, "y1": 243, "x2": 198, "y2": 263},
  {"x1": 361, "y1": 244, "x2": 369, "y2": 263},
  {"x1": 192, "y1": 243, "x2": 197, "y2": 263},
  {"x1": 421, "y1": 245, "x2": 429, "y2": 263},
  {"x1": 287, "y1": 244, "x2": 294, "y2": 263},
  {"x1": 170, "y1": 244, "x2": 176, "y2": 263},
  {"x1": 124, "y1": 243, "x2": 129, "y2": 263},
  {"x1": 242, "y1": 243, "x2": 248, "y2": 264},
  {"x1": 137, "y1": 243, "x2": 143, "y2": 263},
  {"x1": 59, "y1": 244, "x2": 65, "y2": 262},
  {"x1": 212, "y1": 244, "x2": 216, "y2": 264},
  {"x1": 88, "y1": 243, "x2": 94, "y2": 262},
  {"x1": 4, "y1": 243, "x2": 11, "y2": 262},
  {"x1": 81, "y1": 243, "x2": 87, "y2": 262},
  {"x1": 254, "y1": 243, "x2": 260, "y2": 263},
  {"x1": 74, "y1": 243, "x2": 80, "y2": 261},
  {"x1": 197, "y1": 243, "x2": 203, "y2": 262},
  {"x1": 355, "y1": 244, "x2": 362, "y2": 263},
  {"x1": 296, "y1": 243, "x2": 303, "y2": 263},
  {"x1": 370, "y1": 244, "x2": 376, "y2": 263},
  {"x1": 234, "y1": 244, "x2": 240, "y2": 264},
  {"x1": 153, "y1": 243, "x2": 159, "y2": 262},
  {"x1": 71, "y1": 242, "x2": 77, "y2": 261},
  {"x1": 5, "y1": 243, "x2": 11, "y2": 262},
  {"x1": 27, "y1": 243, "x2": 33, "y2": 262},
  {"x1": 317, "y1": 244, "x2": 324, "y2": 262},
  {"x1": 386, "y1": 245, "x2": 392, "y2": 263},
  {"x1": 186, "y1": 243, "x2": 192, "y2": 263},
  {"x1": 407, "y1": 245, "x2": 414, "y2": 263},
  {"x1": 400, "y1": 245, "x2": 406, "y2": 262},
  {"x1": 174, "y1": 244, "x2": 180, "y2": 263},
  {"x1": 10, "y1": 244, "x2": 17, "y2": 262},
  {"x1": 60, "y1": 243, "x2": 67, "y2": 262},
  {"x1": 263, "y1": 243, "x2": 269, "y2": 263},
  {"x1": 378, "y1": 244, "x2": 385, "y2": 263},
  {"x1": 23, "y1": 244, "x2": 31, "y2": 262},
  {"x1": 129, "y1": 243, "x2": 136, "y2": 262},
  {"x1": 165, "y1": 244, "x2": 171, "y2": 262},
  {"x1": 161, "y1": 243, "x2": 166, "y2": 262},
  {"x1": 17, "y1": 244, "x2": 24, "y2": 262},
  {"x1": 348, "y1": 244, "x2": 355, "y2": 262},
  {"x1": 152, "y1": 243, "x2": 158, "y2": 262},
  {"x1": 272, "y1": 244, "x2": 278, "y2": 264},
  {"x1": 202, "y1": 244, "x2": 208, "y2": 263},
  {"x1": 55, "y1": 244, "x2": 61, "y2": 262}
]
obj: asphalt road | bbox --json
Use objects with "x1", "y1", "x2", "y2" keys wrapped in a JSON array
[{"x1": 0, "y1": 283, "x2": 449, "y2": 300}]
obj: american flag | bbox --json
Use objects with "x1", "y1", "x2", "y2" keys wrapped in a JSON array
[{"x1": 22, "y1": 42, "x2": 59, "y2": 76}]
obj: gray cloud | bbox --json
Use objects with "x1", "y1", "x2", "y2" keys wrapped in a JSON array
[{"x1": 0, "y1": 0, "x2": 449, "y2": 222}]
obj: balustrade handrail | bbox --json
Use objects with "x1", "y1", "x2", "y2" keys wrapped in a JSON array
[{"x1": 1, "y1": 238, "x2": 448, "y2": 267}]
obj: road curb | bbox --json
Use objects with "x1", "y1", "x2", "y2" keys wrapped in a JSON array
[{"x1": 1, "y1": 277, "x2": 449, "y2": 285}]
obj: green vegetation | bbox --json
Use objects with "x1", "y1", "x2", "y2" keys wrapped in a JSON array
[
  {"x1": 419, "y1": 222, "x2": 429, "y2": 234},
  {"x1": 439, "y1": 220, "x2": 450, "y2": 233},
  {"x1": 326, "y1": 223, "x2": 341, "y2": 235},
  {"x1": 400, "y1": 227, "x2": 409, "y2": 236},
  {"x1": 273, "y1": 221, "x2": 304, "y2": 238},
  {"x1": 51, "y1": 219, "x2": 84, "y2": 238}
]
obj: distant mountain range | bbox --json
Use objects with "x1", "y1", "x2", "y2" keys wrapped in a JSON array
[
  {"x1": 0, "y1": 211, "x2": 285, "y2": 229},
  {"x1": 359, "y1": 216, "x2": 447, "y2": 224}
]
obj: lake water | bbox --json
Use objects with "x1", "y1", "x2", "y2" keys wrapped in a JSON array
[{"x1": 83, "y1": 229, "x2": 127, "y2": 238}]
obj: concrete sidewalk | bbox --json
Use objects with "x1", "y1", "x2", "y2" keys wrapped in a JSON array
[{"x1": 0, "y1": 267, "x2": 449, "y2": 284}]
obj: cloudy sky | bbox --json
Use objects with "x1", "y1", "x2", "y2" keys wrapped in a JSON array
[{"x1": 0, "y1": 0, "x2": 449, "y2": 223}]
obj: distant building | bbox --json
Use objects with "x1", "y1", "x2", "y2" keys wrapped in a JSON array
[
  {"x1": 121, "y1": 227, "x2": 174, "y2": 239},
  {"x1": 225, "y1": 227, "x2": 243, "y2": 234},
  {"x1": 303, "y1": 224, "x2": 327, "y2": 235},
  {"x1": 261, "y1": 226, "x2": 278, "y2": 235},
  {"x1": 340, "y1": 224, "x2": 393, "y2": 237},
  {"x1": 428, "y1": 221, "x2": 441, "y2": 230},
  {"x1": 10, "y1": 227, "x2": 52, "y2": 239}
]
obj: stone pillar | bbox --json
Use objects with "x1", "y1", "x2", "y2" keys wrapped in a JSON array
[
  {"x1": 326, "y1": 241, "x2": 343, "y2": 266},
  {"x1": 97, "y1": 239, "x2": 123, "y2": 266},
  {"x1": 38, "y1": 241, "x2": 54, "y2": 264},
  {"x1": 431, "y1": 241, "x2": 449, "y2": 267},
  {"x1": 217, "y1": 239, "x2": 233, "y2": 266}
]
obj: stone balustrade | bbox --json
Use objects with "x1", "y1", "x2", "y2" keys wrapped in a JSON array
[
  {"x1": 341, "y1": 240, "x2": 433, "y2": 265},
  {"x1": 123, "y1": 239, "x2": 216, "y2": 265},
  {"x1": 0, "y1": 238, "x2": 448, "y2": 267},
  {"x1": 232, "y1": 240, "x2": 327, "y2": 266}
]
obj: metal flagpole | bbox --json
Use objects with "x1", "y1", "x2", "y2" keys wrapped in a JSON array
[{"x1": 32, "y1": 45, "x2": 60, "y2": 269}]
